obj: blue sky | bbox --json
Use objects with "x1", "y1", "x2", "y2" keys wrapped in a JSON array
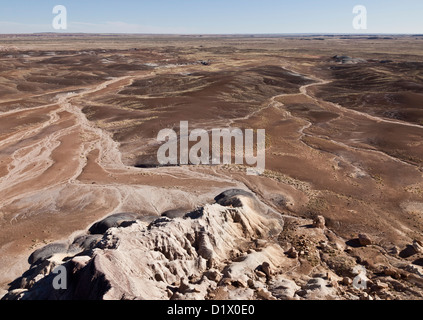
[{"x1": 0, "y1": 0, "x2": 422, "y2": 34}]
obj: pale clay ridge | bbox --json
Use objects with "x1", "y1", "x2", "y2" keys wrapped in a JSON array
[
  {"x1": 3, "y1": 194, "x2": 287, "y2": 300},
  {"x1": 6, "y1": 191, "x2": 417, "y2": 301}
]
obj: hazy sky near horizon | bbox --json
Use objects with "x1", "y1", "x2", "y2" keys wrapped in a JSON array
[{"x1": 0, "y1": 0, "x2": 422, "y2": 34}]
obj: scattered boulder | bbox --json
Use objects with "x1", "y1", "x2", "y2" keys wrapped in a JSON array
[
  {"x1": 389, "y1": 246, "x2": 399, "y2": 255},
  {"x1": 358, "y1": 234, "x2": 372, "y2": 246},
  {"x1": 399, "y1": 240, "x2": 423, "y2": 258},
  {"x1": 261, "y1": 262, "x2": 272, "y2": 278},
  {"x1": 313, "y1": 216, "x2": 325, "y2": 229},
  {"x1": 220, "y1": 278, "x2": 232, "y2": 286},
  {"x1": 286, "y1": 247, "x2": 298, "y2": 259},
  {"x1": 255, "y1": 270, "x2": 267, "y2": 278},
  {"x1": 232, "y1": 279, "x2": 248, "y2": 288},
  {"x1": 342, "y1": 277, "x2": 353, "y2": 286},
  {"x1": 256, "y1": 288, "x2": 276, "y2": 300},
  {"x1": 7, "y1": 187, "x2": 423, "y2": 300},
  {"x1": 384, "y1": 268, "x2": 401, "y2": 280},
  {"x1": 204, "y1": 270, "x2": 222, "y2": 282},
  {"x1": 370, "y1": 280, "x2": 389, "y2": 292},
  {"x1": 360, "y1": 292, "x2": 373, "y2": 300}
]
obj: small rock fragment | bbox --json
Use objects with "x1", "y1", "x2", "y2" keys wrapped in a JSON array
[
  {"x1": 233, "y1": 279, "x2": 248, "y2": 288},
  {"x1": 371, "y1": 280, "x2": 389, "y2": 292},
  {"x1": 286, "y1": 247, "x2": 298, "y2": 259},
  {"x1": 261, "y1": 262, "x2": 272, "y2": 278},
  {"x1": 204, "y1": 270, "x2": 221, "y2": 282},
  {"x1": 384, "y1": 268, "x2": 401, "y2": 280},
  {"x1": 178, "y1": 278, "x2": 193, "y2": 294},
  {"x1": 256, "y1": 288, "x2": 276, "y2": 300},
  {"x1": 360, "y1": 292, "x2": 373, "y2": 300},
  {"x1": 388, "y1": 246, "x2": 399, "y2": 255},
  {"x1": 411, "y1": 240, "x2": 423, "y2": 254},
  {"x1": 342, "y1": 277, "x2": 353, "y2": 286}
]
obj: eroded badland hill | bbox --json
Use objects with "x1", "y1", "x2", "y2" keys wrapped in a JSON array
[{"x1": 1, "y1": 35, "x2": 423, "y2": 300}]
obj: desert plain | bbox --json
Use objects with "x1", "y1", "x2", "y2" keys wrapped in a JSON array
[{"x1": 1, "y1": 34, "x2": 423, "y2": 300}]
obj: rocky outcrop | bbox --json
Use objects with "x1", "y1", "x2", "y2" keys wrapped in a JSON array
[
  {"x1": 3, "y1": 189, "x2": 284, "y2": 300},
  {"x1": 3, "y1": 189, "x2": 423, "y2": 300}
]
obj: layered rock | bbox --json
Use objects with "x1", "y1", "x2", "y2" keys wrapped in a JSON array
[
  {"x1": 3, "y1": 190, "x2": 285, "y2": 300},
  {"x1": 3, "y1": 189, "x2": 423, "y2": 300}
]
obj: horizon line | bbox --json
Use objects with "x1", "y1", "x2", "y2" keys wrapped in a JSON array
[{"x1": 1, "y1": 32, "x2": 423, "y2": 36}]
